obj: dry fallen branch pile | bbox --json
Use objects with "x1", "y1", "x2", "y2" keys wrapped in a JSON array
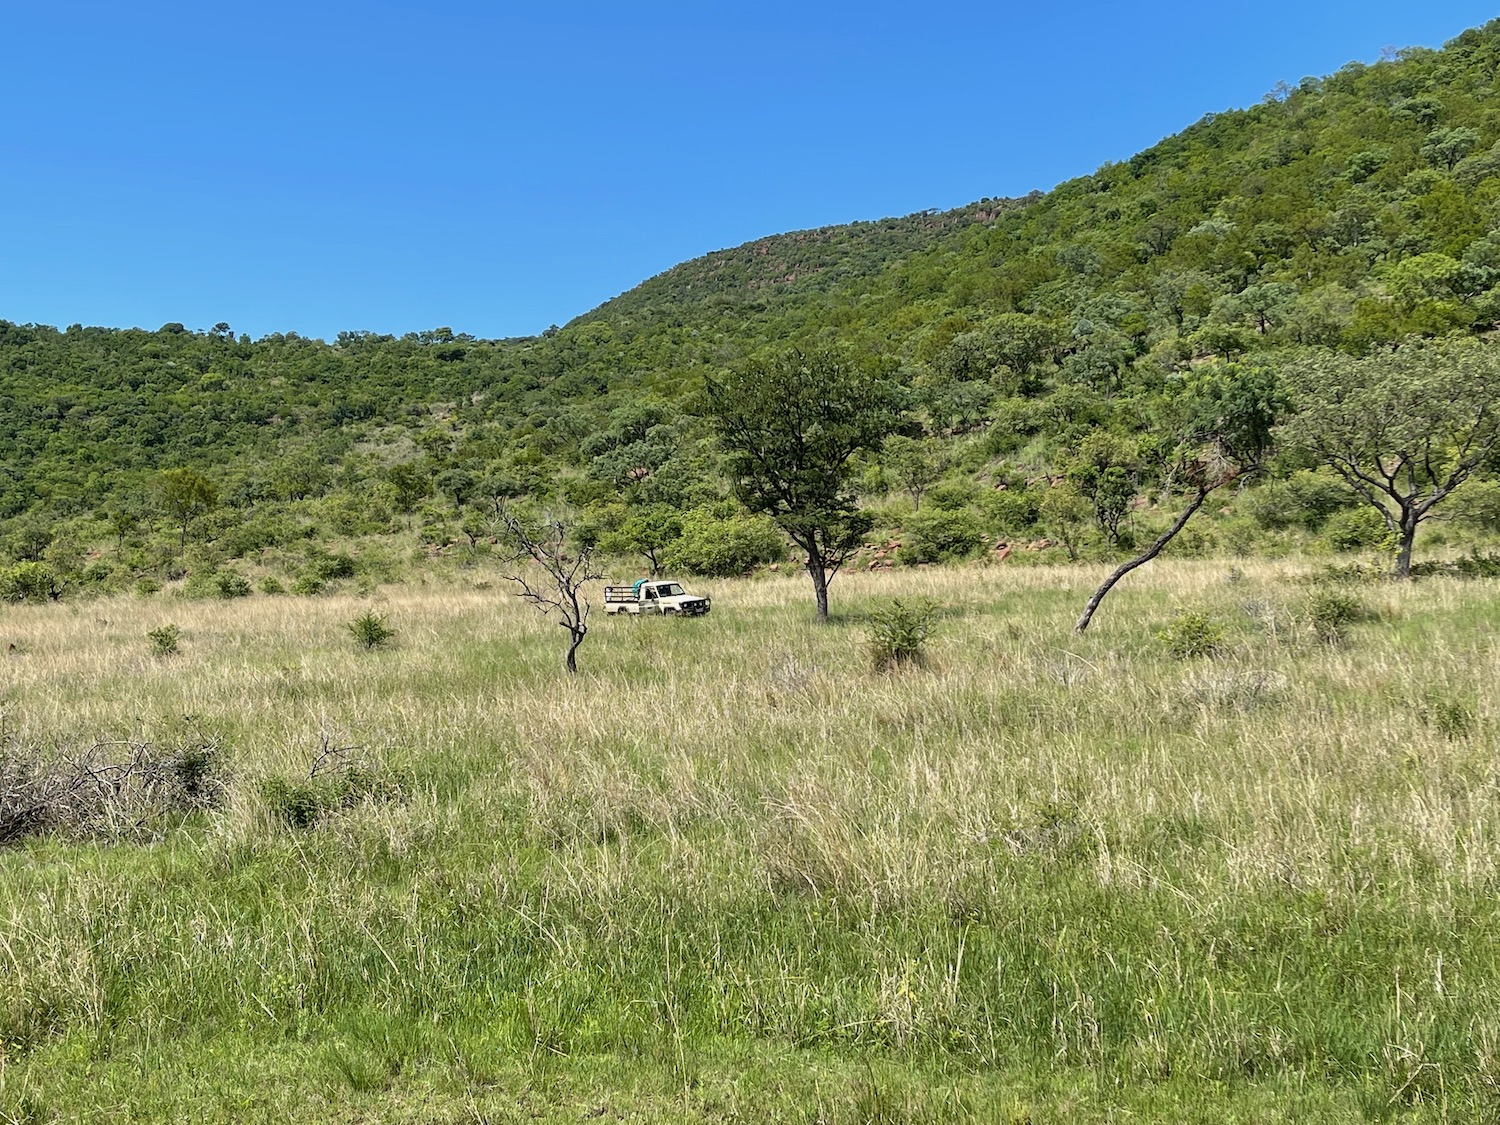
[{"x1": 0, "y1": 733, "x2": 223, "y2": 845}]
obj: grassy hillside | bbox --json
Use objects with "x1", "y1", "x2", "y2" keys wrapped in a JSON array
[{"x1": 3, "y1": 562, "x2": 1499, "y2": 1121}]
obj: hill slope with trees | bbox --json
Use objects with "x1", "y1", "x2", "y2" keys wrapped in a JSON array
[{"x1": 6, "y1": 21, "x2": 1500, "y2": 601}]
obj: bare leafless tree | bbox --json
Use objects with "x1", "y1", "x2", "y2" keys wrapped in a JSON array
[{"x1": 498, "y1": 509, "x2": 602, "y2": 675}]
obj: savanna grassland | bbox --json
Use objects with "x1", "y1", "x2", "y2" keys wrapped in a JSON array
[{"x1": 2, "y1": 561, "x2": 1498, "y2": 1123}]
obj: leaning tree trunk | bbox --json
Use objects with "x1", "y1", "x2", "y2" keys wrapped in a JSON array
[{"x1": 1075, "y1": 487, "x2": 1211, "y2": 634}]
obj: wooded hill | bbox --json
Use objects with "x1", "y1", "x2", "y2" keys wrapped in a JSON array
[{"x1": 6, "y1": 20, "x2": 1500, "y2": 595}]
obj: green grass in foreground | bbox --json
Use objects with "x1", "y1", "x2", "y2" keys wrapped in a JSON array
[{"x1": 1, "y1": 560, "x2": 1499, "y2": 1122}]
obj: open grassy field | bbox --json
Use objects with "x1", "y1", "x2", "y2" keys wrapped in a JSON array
[{"x1": 1, "y1": 559, "x2": 1498, "y2": 1123}]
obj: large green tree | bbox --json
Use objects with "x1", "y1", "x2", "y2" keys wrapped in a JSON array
[
  {"x1": 1280, "y1": 340, "x2": 1500, "y2": 578},
  {"x1": 704, "y1": 348, "x2": 902, "y2": 623}
]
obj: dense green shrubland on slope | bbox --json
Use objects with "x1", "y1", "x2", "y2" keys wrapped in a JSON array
[{"x1": 7, "y1": 21, "x2": 1500, "y2": 590}]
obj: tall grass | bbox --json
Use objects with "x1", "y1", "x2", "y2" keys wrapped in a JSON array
[{"x1": 0, "y1": 560, "x2": 1498, "y2": 1121}]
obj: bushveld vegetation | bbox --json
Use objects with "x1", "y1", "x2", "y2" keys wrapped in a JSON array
[
  {"x1": 9, "y1": 20, "x2": 1500, "y2": 1122},
  {"x1": 2, "y1": 560, "x2": 1499, "y2": 1122},
  {"x1": 9, "y1": 25, "x2": 1500, "y2": 626}
]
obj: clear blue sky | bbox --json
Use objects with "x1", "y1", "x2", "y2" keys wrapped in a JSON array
[{"x1": 3, "y1": 2, "x2": 1495, "y2": 341}]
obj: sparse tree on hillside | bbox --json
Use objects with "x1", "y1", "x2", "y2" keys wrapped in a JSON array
[
  {"x1": 704, "y1": 348, "x2": 902, "y2": 623},
  {"x1": 1280, "y1": 340, "x2": 1500, "y2": 578},
  {"x1": 598, "y1": 505, "x2": 682, "y2": 576},
  {"x1": 154, "y1": 469, "x2": 217, "y2": 550},
  {"x1": 882, "y1": 435, "x2": 948, "y2": 511},
  {"x1": 386, "y1": 462, "x2": 431, "y2": 514}
]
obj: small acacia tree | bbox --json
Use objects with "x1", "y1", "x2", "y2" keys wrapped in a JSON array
[
  {"x1": 154, "y1": 468, "x2": 217, "y2": 550},
  {"x1": 881, "y1": 435, "x2": 949, "y2": 511},
  {"x1": 498, "y1": 509, "x2": 601, "y2": 675},
  {"x1": 1280, "y1": 340, "x2": 1500, "y2": 578},
  {"x1": 1075, "y1": 362, "x2": 1283, "y2": 633},
  {"x1": 704, "y1": 347, "x2": 902, "y2": 623}
]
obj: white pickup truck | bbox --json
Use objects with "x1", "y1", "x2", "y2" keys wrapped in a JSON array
[{"x1": 602, "y1": 579, "x2": 711, "y2": 616}]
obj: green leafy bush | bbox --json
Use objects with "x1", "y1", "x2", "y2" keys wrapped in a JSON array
[
  {"x1": 1241, "y1": 471, "x2": 1357, "y2": 531},
  {"x1": 218, "y1": 512, "x2": 300, "y2": 557},
  {"x1": 1156, "y1": 611, "x2": 1226, "y2": 658},
  {"x1": 979, "y1": 487, "x2": 1041, "y2": 535},
  {"x1": 147, "y1": 624, "x2": 181, "y2": 657},
  {"x1": 318, "y1": 552, "x2": 358, "y2": 580},
  {"x1": 214, "y1": 571, "x2": 252, "y2": 599},
  {"x1": 291, "y1": 574, "x2": 326, "y2": 596},
  {"x1": 924, "y1": 480, "x2": 982, "y2": 512},
  {"x1": 899, "y1": 509, "x2": 985, "y2": 564},
  {"x1": 1325, "y1": 507, "x2": 1390, "y2": 551},
  {"x1": 0, "y1": 561, "x2": 58, "y2": 603},
  {"x1": 659, "y1": 508, "x2": 785, "y2": 577},
  {"x1": 1447, "y1": 480, "x2": 1500, "y2": 531},
  {"x1": 1306, "y1": 589, "x2": 1368, "y2": 644},
  {"x1": 260, "y1": 761, "x2": 403, "y2": 830},
  {"x1": 348, "y1": 610, "x2": 395, "y2": 650},
  {"x1": 868, "y1": 597, "x2": 939, "y2": 671},
  {"x1": 1418, "y1": 686, "x2": 1477, "y2": 739},
  {"x1": 1410, "y1": 550, "x2": 1500, "y2": 579}
]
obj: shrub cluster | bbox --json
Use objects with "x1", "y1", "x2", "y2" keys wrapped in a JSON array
[
  {"x1": 146, "y1": 623, "x2": 182, "y2": 656},
  {"x1": 0, "y1": 561, "x2": 59, "y2": 603},
  {"x1": 1306, "y1": 589, "x2": 1368, "y2": 644},
  {"x1": 260, "y1": 750, "x2": 404, "y2": 830}
]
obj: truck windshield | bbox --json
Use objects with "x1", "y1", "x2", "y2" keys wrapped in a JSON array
[{"x1": 659, "y1": 584, "x2": 684, "y2": 597}]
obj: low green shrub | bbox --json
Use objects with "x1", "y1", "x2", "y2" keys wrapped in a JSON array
[
  {"x1": 348, "y1": 610, "x2": 395, "y2": 650},
  {"x1": 1241, "y1": 471, "x2": 1357, "y2": 531},
  {"x1": 660, "y1": 508, "x2": 785, "y2": 577},
  {"x1": 214, "y1": 571, "x2": 252, "y2": 599},
  {"x1": 291, "y1": 574, "x2": 325, "y2": 596},
  {"x1": 924, "y1": 480, "x2": 983, "y2": 512},
  {"x1": 899, "y1": 510, "x2": 985, "y2": 564},
  {"x1": 0, "y1": 561, "x2": 59, "y2": 603},
  {"x1": 1156, "y1": 611, "x2": 1226, "y2": 658},
  {"x1": 978, "y1": 487, "x2": 1041, "y2": 536},
  {"x1": 1325, "y1": 507, "x2": 1390, "y2": 551},
  {"x1": 868, "y1": 597, "x2": 939, "y2": 671},
  {"x1": 146, "y1": 624, "x2": 181, "y2": 657},
  {"x1": 1307, "y1": 589, "x2": 1368, "y2": 644},
  {"x1": 1409, "y1": 550, "x2": 1500, "y2": 579},
  {"x1": 1418, "y1": 686, "x2": 1477, "y2": 739},
  {"x1": 314, "y1": 552, "x2": 359, "y2": 580},
  {"x1": 260, "y1": 760, "x2": 404, "y2": 830},
  {"x1": 1447, "y1": 479, "x2": 1500, "y2": 532}
]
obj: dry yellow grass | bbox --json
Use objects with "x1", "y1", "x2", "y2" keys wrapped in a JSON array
[
  {"x1": 2, "y1": 560, "x2": 1499, "y2": 1120},
  {"x1": 3, "y1": 559, "x2": 1495, "y2": 907}
]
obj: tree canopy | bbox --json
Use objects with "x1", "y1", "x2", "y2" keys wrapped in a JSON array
[
  {"x1": 1280, "y1": 340, "x2": 1500, "y2": 576},
  {"x1": 704, "y1": 349, "x2": 903, "y2": 621}
]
